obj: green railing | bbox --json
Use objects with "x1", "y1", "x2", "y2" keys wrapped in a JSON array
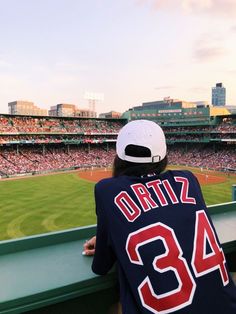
[{"x1": 0, "y1": 202, "x2": 235, "y2": 314}]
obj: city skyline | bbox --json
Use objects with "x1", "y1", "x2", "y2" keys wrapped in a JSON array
[{"x1": 0, "y1": 0, "x2": 236, "y2": 115}]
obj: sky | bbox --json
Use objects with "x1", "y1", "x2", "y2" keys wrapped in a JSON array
[{"x1": 0, "y1": 0, "x2": 236, "y2": 115}]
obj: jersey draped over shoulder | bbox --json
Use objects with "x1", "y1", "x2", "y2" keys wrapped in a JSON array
[{"x1": 92, "y1": 170, "x2": 236, "y2": 314}]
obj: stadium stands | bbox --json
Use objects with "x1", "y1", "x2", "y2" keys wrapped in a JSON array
[
  {"x1": 168, "y1": 145, "x2": 236, "y2": 171},
  {"x1": 0, "y1": 146, "x2": 116, "y2": 175},
  {"x1": 0, "y1": 114, "x2": 235, "y2": 177}
]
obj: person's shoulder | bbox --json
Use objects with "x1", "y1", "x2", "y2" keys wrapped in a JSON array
[
  {"x1": 95, "y1": 175, "x2": 132, "y2": 192},
  {"x1": 166, "y1": 169, "x2": 201, "y2": 188},
  {"x1": 164, "y1": 169, "x2": 195, "y2": 179},
  {"x1": 95, "y1": 176, "x2": 117, "y2": 190}
]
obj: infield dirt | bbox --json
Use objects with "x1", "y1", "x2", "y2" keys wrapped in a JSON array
[{"x1": 78, "y1": 169, "x2": 226, "y2": 185}]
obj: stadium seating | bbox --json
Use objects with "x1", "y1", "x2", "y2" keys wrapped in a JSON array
[{"x1": 0, "y1": 115, "x2": 235, "y2": 177}]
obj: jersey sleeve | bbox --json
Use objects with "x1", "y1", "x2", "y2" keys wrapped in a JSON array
[{"x1": 92, "y1": 184, "x2": 116, "y2": 275}]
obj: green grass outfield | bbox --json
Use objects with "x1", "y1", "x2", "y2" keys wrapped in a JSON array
[{"x1": 0, "y1": 167, "x2": 235, "y2": 241}]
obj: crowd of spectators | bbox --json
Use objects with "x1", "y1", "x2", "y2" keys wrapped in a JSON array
[
  {"x1": 163, "y1": 121, "x2": 236, "y2": 134},
  {"x1": 0, "y1": 116, "x2": 124, "y2": 134},
  {"x1": 0, "y1": 143, "x2": 235, "y2": 177},
  {"x1": 168, "y1": 145, "x2": 236, "y2": 171},
  {"x1": 0, "y1": 115, "x2": 235, "y2": 177},
  {"x1": 166, "y1": 134, "x2": 207, "y2": 141},
  {"x1": 0, "y1": 134, "x2": 117, "y2": 144},
  {"x1": 215, "y1": 120, "x2": 236, "y2": 132},
  {"x1": 166, "y1": 133, "x2": 236, "y2": 141},
  {"x1": 0, "y1": 145, "x2": 116, "y2": 176},
  {"x1": 164, "y1": 126, "x2": 211, "y2": 133},
  {"x1": 0, "y1": 131, "x2": 235, "y2": 145},
  {"x1": 66, "y1": 119, "x2": 123, "y2": 133}
]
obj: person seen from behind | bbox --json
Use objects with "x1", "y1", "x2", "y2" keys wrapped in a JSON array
[{"x1": 83, "y1": 119, "x2": 236, "y2": 314}]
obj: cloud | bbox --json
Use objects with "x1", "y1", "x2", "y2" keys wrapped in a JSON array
[
  {"x1": 149, "y1": 0, "x2": 174, "y2": 10},
  {"x1": 193, "y1": 33, "x2": 227, "y2": 62},
  {"x1": 194, "y1": 46, "x2": 226, "y2": 62},
  {"x1": 155, "y1": 85, "x2": 175, "y2": 90},
  {"x1": 182, "y1": 0, "x2": 236, "y2": 17},
  {"x1": 136, "y1": 0, "x2": 236, "y2": 18},
  {"x1": 136, "y1": 0, "x2": 178, "y2": 11},
  {"x1": 182, "y1": 0, "x2": 214, "y2": 12}
]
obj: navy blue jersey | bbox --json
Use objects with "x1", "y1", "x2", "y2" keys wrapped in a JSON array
[{"x1": 92, "y1": 170, "x2": 236, "y2": 314}]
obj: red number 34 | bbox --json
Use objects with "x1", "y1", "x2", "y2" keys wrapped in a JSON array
[{"x1": 126, "y1": 210, "x2": 229, "y2": 314}]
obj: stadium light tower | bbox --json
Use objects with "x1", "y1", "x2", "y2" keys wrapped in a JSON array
[{"x1": 84, "y1": 92, "x2": 104, "y2": 113}]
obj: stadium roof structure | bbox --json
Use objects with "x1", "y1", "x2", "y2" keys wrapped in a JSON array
[{"x1": 122, "y1": 100, "x2": 236, "y2": 127}]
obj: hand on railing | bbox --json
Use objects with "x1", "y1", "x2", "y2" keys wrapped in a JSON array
[{"x1": 82, "y1": 236, "x2": 96, "y2": 256}]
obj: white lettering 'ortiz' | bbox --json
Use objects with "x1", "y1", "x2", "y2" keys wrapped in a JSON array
[{"x1": 114, "y1": 176, "x2": 196, "y2": 222}]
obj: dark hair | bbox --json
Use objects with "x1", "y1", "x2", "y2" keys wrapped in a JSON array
[{"x1": 112, "y1": 155, "x2": 168, "y2": 177}]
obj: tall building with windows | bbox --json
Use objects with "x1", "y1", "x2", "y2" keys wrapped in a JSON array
[
  {"x1": 212, "y1": 83, "x2": 226, "y2": 106},
  {"x1": 99, "y1": 111, "x2": 121, "y2": 119},
  {"x1": 57, "y1": 104, "x2": 76, "y2": 117},
  {"x1": 8, "y1": 101, "x2": 48, "y2": 116},
  {"x1": 48, "y1": 103, "x2": 97, "y2": 117}
]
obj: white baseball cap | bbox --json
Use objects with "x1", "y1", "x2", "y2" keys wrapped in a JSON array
[{"x1": 116, "y1": 120, "x2": 167, "y2": 163}]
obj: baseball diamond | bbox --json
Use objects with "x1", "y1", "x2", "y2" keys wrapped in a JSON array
[{"x1": 0, "y1": 112, "x2": 235, "y2": 242}]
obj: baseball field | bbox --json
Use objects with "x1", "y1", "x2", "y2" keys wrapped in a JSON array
[{"x1": 0, "y1": 166, "x2": 235, "y2": 241}]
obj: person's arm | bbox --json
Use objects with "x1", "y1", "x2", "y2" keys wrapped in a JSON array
[{"x1": 85, "y1": 184, "x2": 116, "y2": 275}]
